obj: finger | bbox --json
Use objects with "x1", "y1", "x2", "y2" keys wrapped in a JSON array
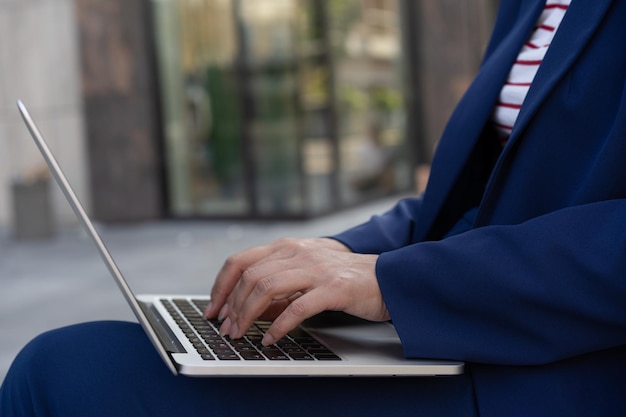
[
  {"x1": 217, "y1": 303, "x2": 230, "y2": 321},
  {"x1": 229, "y1": 269, "x2": 312, "y2": 339},
  {"x1": 231, "y1": 240, "x2": 337, "y2": 309},
  {"x1": 228, "y1": 257, "x2": 296, "y2": 319},
  {"x1": 261, "y1": 289, "x2": 327, "y2": 346},
  {"x1": 258, "y1": 294, "x2": 302, "y2": 321},
  {"x1": 228, "y1": 286, "x2": 302, "y2": 337},
  {"x1": 205, "y1": 244, "x2": 280, "y2": 318},
  {"x1": 205, "y1": 238, "x2": 304, "y2": 318}
]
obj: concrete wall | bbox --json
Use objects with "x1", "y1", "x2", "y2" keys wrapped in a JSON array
[
  {"x1": 75, "y1": 0, "x2": 165, "y2": 223},
  {"x1": 0, "y1": 0, "x2": 88, "y2": 232},
  {"x1": 411, "y1": 0, "x2": 497, "y2": 161}
]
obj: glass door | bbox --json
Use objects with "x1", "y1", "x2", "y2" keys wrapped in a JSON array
[
  {"x1": 153, "y1": 0, "x2": 247, "y2": 216},
  {"x1": 328, "y1": 0, "x2": 412, "y2": 205},
  {"x1": 152, "y1": 0, "x2": 412, "y2": 218}
]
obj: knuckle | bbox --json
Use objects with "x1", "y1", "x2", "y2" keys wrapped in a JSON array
[
  {"x1": 300, "y1": 250, "x2": 320, "y2": 263},
  {"x1": 287, "y1": 299, "x2": 308, "y2": 317},
  {"x1": 327, "y1": 276, "x2": 347, "y2": 291},
  {"x1": 277, "y1": 237, "x2": 303, "y2": 250},
  {"x1": 270, "y1": 320, "x2": 287, "y2": 336},
  {"x1": 254, "y1": 276, "x2": 274, "y2": 295},
  {"x1": 223, "y1": 254, "x2": 242, "y2": 271},
  {"x1": 275, "y1": 237, "x2": 293, "y2": 247},
  {"x1": 240, "y1": 268, "x2": 257, "y2": 286},
  {"x1": 210, "y1": 286, "x2": 228, "y2": 300}
]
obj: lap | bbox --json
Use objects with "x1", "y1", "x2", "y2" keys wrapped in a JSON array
[{"x1": 1, "y1": 321, "x2": 478, "y2": 417}]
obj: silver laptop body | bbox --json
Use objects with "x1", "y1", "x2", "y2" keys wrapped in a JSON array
[{"x1": 18, "y1": 100, "x2": 463, "y2": 377}]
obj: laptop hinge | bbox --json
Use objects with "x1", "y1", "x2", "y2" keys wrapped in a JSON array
[{"x1": 139, "y1": 301, "x2": 187, "y2": 354}]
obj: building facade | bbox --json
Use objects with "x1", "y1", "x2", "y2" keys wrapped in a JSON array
[
  {"x1": 0, "y1": 0, "x2": 495, "y2": 230},
  {"x1": 0, "y1": 0, "x2": 88, "y2": 231}
]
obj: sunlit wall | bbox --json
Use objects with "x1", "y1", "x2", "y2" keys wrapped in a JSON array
[{"x1": 0, "y1": 0, "x2": 88, "y2": 231}]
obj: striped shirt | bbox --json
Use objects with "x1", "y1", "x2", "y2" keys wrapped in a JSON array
[{"x1": 492, "y1": 0, "x2": 572, "y2": 140}]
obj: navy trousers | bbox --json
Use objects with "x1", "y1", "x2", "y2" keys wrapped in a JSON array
[{"x1": 0, "y1": 321, "x2": 477, "y2": 417}]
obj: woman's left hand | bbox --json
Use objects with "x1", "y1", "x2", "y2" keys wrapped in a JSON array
[{"x1": 205, "y1": 238, "x2": 390, "y2": 346}]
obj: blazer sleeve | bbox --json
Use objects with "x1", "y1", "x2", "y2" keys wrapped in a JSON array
[
  {"x1": 328, "y1": 0, "x2": 626, "y2": 367},
  {"x1": 330, "y1": 197, "x2": 424, "y2": 254},
  {"x1": 371, "y1": 199, "x2": 626, "y2": 366}
]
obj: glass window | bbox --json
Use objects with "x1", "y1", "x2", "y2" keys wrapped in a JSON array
[
  {"x1": 297, "y1": 1, "x2": 337, "y2": 215},
  {"x1": 152, "y1": 0, "x2": 412, "y2": 218},
  {"x1": 240, "y1": 0, "x2": 304, "y2": 215},
  {"x1": 329, "y1": 0, "x2": 411, "y2": 204},
  {"x1": 154, "y1": 0, "x2": 247, "y2": 216}
]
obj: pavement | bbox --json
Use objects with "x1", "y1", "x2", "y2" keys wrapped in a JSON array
[{"x1": 0, "y1": 195, "x2": 405, "y2": 383}]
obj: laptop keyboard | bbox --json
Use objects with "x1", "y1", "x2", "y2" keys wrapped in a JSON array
[{"x1": 162, "y1": 298, "x2": 341, "y2": 361}]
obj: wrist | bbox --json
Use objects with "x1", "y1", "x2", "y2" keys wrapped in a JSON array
[{"x1": 317, "y1": 237, "x2": 352, "y2": 252}]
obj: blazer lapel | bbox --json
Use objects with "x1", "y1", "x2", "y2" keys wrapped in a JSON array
[
  {"x1": 502, "y1": 0, "x2": 615, "y2": 151},
  {"x1": 473, "y1": 0, "x2": 616, "y2": 226},
  {"x1": 414, "y1": 0, "x2": 545, "y2": 240}
]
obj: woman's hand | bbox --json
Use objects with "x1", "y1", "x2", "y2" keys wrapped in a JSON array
[{"x1": 204, "y1": 237, "x2": 390, "y2": 345}]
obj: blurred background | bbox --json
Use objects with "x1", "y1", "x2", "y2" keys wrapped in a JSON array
[{"x1": 0, "y1": 0, "x2": 497, "y2": 380}]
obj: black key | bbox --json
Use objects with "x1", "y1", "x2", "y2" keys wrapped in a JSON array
[
  {"x1": 240, "y1": 351, "x2": 265, "y2": 360},
  {"x1": 307, "y1": 348, "x2": 334, "y2": 355},
  {"x1": 314, "y1": 353, "x2": 341, "y2": 360},
  {"x1": 283, "y1": 347, "x2": 306, "y2": 354},
  {"x1": 230, "y1": 340, "x2": 252, "y2": 347},
  {"x1": 288, "y1": 352, "x2": 314, "y2": 360},
  {"x1": 300, "y1": 342, "x2": 326, "y2": 349},
  {"x1": 192, "y1": 299, "x2": 209, "y2": 310},
  {"x1": 202, "y1": 335, "x2": 224, "y2": 344},
  {"x1": 255, "y1": 321, "x2": 272, "y2": 330},
  {"x1": 217, "y1": 353, "x2": 240, "y2": 360},
  {"x1": 268, "y1": 354, "x2": 290, "y2": 361},
  {"x1": 234, "y1": 346, "x2": 258, "y2": 353},
  {"x1": 261, "y1": 348, "x2": 290, "y2": 360},
  {"x1": 277, "y1": 341, "x2": 299, "y2": 349},
  {"x1": 246, "y1": 335, "x2": 263, "y2": 345},
  {"x1": 208, "y1": 342, "x2": 230, "y2": 350}
]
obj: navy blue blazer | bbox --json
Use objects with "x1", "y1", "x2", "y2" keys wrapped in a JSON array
[{"x1": 333, "y1": 0, "x2": 626, "y2": 415}]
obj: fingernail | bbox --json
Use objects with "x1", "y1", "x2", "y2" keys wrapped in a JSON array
[
  {"x1": 219, "y1": 317, "x2": 231, "y2": 336},
  {"x1": 230, "y1": 322, "x2": 239, "y2": 339},
  {"x1": 203, "y1": 301, "x2": 213, "y2": 318},
  {"x1": 218, "y1": 304, "x2": 230, "y2": 321},
  {"x1": 262, "y1": 333, "x2": 275, "y2": 346}
]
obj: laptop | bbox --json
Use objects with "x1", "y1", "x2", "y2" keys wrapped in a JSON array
[{"x1": 17, "y1": 99, "x2": 464, "y2": 377}]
